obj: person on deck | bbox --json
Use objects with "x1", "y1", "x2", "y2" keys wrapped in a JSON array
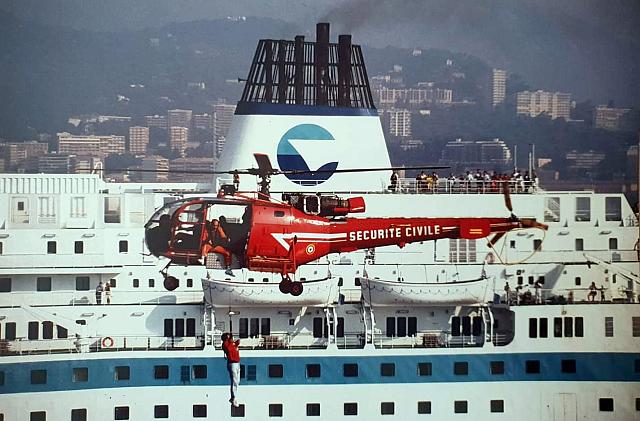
[{"x1": 222, "y1": 332, "x2": 241, "y2": 407}]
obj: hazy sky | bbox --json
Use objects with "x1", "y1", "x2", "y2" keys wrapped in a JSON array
[{"x1": 3, "y1": 0, "x2": 639, "y2": 105}]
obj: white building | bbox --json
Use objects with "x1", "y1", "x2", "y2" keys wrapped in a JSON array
[
  {"x1": 516, "y1": 90, "x2": 571, "y2": 120},
  {"x1": 128, "y1": 126, "x2": 149, "y2": 155},
  {"x1": 492, "y1": 69, "x2": 507, "y2": 107}
]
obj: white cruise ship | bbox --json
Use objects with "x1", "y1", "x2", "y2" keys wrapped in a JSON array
[{"x1": 1, "y1": 24, "x2": 639, "y2": 421}]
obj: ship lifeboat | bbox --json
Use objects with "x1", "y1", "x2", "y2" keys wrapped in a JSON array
[
  {"x1": 359, "y1": 276, "x2": 490, "y2": 306},
  {"x1": 202, "y1": 277, "x2": 339, "y2": 307}
]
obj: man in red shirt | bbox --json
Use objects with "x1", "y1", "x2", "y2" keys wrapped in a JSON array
[{"x1": 222, "y1": 332, "x2": 241, "y2": 406}]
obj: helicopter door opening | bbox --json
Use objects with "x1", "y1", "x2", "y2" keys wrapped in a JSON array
[{"x1": 203, "y1": 203, "x2": 252, "y2": 269}]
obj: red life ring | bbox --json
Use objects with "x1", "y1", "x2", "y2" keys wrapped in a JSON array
[{"x1": 101, "y1": 336, "x2": 114, "y2": 348}]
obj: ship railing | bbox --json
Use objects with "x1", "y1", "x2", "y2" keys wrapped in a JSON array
[
  {"x1": 1, "y1": 335, "x2": 205, "y2": 356},
  {"x1": 226, "y1": 331, "x2": 364, "y2": 350},
  {"x1": 391, "y1": 179, "x2": 537, "y2": 195}
]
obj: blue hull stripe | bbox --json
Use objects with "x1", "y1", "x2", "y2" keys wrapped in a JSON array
[
  {"x1": 1, "y1": 352, "x2": 638, "y2": 394},
  {"x1": 234, "y1": 102, "x2": 379, "y2": 117}
]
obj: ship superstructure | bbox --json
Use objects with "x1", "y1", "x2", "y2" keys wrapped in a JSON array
[{"x1": 1, "y1": 24, "x2": 639, "y2": 421}]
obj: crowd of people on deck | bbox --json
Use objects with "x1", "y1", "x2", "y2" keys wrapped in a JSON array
[{"x1": 390, "y1": 169, "x2": 539, "y2": 194}]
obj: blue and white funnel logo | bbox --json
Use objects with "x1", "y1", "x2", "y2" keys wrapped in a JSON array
[{"x1": 277, "y1": 124, "x2": 338, "y2": 186}]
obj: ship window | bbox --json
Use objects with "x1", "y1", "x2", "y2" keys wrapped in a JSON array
[
  {"x1": 5, "y1": 322, "x2": 16, "y2": 340},
  {"x1": 109, "y1": 278, "x2": 116, "y2": 288},
  {"x1": 490, "y1": 400, "x2": 504, "y2": 413},
  {"x1": 268, "y1": 364, "x2": 283, "y2": 378},
  {"x1": 418, "y1": 362, "x2": 432, "y2": 376},
  {"x1": 554, "y1": 317, "x2": 563, "y2": 337},
  {"x1": 575, "y1": 317, "x2": 584, "y2": 337},
  {"x1": 386, "y1": 317, "x2": 396, "y2": 337},
  {"x1": 0, "y1": 370, "x2": 4, "y2": 385},
  {"x1": 70, "y1": 197, "x2": 86, "y2": 218},
  {"x1": 609, "y1": 238, "x2": 618, "y2": 250},
  {"x1": 73, "y1": 367, "x2": 88, "y2": 382},
  {"x1": 381, "y1": 363, "x2": 395, "y2": 377},
  {"x1": 30, "y1": 412, "x2": 46, "y2": 421},
  {"x1": 344, "y1": 403, "x2": 358, "y2": 415},
  {"x1": 575, "y1": 197, "x2": 591, "y2": 221},
  {"x1": 544, "y1": 197, "x2": 560, "y2": 222},
  {"x1": 575, "y1": 238, "x2": 584, "y2": 251},
  {"x1": 261, "y1": 318, "x2": 271, "y2": 336},
  {"x1": 163, "y1": 319, "x2": 173, "y2": 337},
  {"x1": 529, "y1": 318, "x2": 537, "y2": 338},
  {"x1": 354, "y1": 278, "x2": 361, "y2": 286},
  {"x1": 175, "y1": 319, "x2": 185, "y2": 337},
  {"x1": 636, "y1": 398, "x2": 640, "y2": 411},
  {"x1": 193, "y1": 405, "x2": 207, "y2": 418},
  {"x1": 633, "y1": 317, "x2": 640, "y2": 337},
  {"x1": 408, "y1": 317, "x2": 417, "y2": 336},
  {"x1": 564, "y1": 317, "x2": 573, "y2": 337},
  {"x1": 313, "y1": 317, "x2": 326, "y2": 338},
  {"x1": 154, "y1": 405, "x2": 168, "y2": 418},
  {"x1": 119, "y1": 240, "x2": 128, "y2": 253},
  {"x1": 0, "y1": 242, "x2": 3, "y2": 254},
  {"x1": 599, "y1": 398, "x2": 614, "y2": 412},
  {"x1": 239, "y1": 318, "x2": 248, "y2": 338},
  {"x1": 28, "y1": 321, "x2": 39, "y2": 339},
  {"x1": 71, "y1": 408, "x2": 87, "y2": 421},
  {"x1": 380, "y1": 402, "x2": 394, "y2": 415},
  {"x1": 75, "y1": 277, "x2": 90, "y2": 291},
  {"x1": 31, "y1": 369, "x2": 47, "y2": 384},
  {"x1": 454, "y1": 400, "x2": 468, "y2": 414},
  {"x1": 133, "y1": 279, "x2": 139, "y2": 288},
  {"x1": 37, "y1": 277, "x2": 52, "y2": 292},
  {"x1": 268, "y1": 404, "x2": 283, "y2": 417},
  {"x1": 186, "y1": 278, "x2": 193, "y2": 287},
  {"x1": 250, "y1": 318, "x2": 259, "y2": 337},
  {"x1": 75, "y1": 320, "x2": 86, "y2": 326},
  {"x1": 454, "y1": 361, "x2": 468, "y2": 375},
  {"x1": 47, "y1": 241, "x2": 57, "y2": 254},
  {"x1": 149, "y1": 278, "x2": 155, "y2": 288},
  {"x1": 230, "y1": 404, "x2": 245, "y2": 417},
  {"x1": 42, "y1": 321, "x2": 54, "y2": 339},
  {"x1": 104, "y1": 197, "x2": 121, "y2": 223},
  {"x1": 561, "y1": 359, "x2": 576, "y2": 373},
  {"x1": 306, "y1": 403, "x2": 320, "y2": 416},
  {"x1": 539, "y1": 318, "x2": 548, "y2": 338},
  {"x1": 74, "y1": 241, "x2": 84, "y2": 254},
  {"x1": 605, "y1": 197, "x2": 622, "y2": 221},
  {"x1": 525, "y1": 360, "x2": 540, "y2": 374},
  {"x1": 343, "y1": 363, "x2": 358, "y2": 377},
  {"x1": 451, "y1": 317, "x2": 461, "y2": 336},
  {"x1": 397, "y1": 317, "x2": 407, "y2": 337},
  {"x1": 115, "y1": 366, "x2": 130, "y2": 380},
  {"x1": 418, "y1": 401, "x2": 431, "y2": 414},
  {"x1": 306, "y1": 364, "x2": 321, "y2": 378},
  {"x1": 461, "y1": 316, "x2": 471, "y2": 336},
  {"x1": 0, "y1": 278, "x2": 10, "y2": 293},
  {"x1": 517, "y1": 276, "x2": 523, "y2": 285},
  {"x1": 154, "y1": 365, "x2": 169, "y2": 379},
  {"x1": 57, "y1": 325, "x2": 68, "y2": 339},
  {"x1": 575, "y1": 277, "x2": 581, "y2": 286},
  {"x1": 192, "y1": 365, "x2": 207, "y2": 379},
  {"x1": 533, "y1": 239, "x2": 542, "y2": 251},
  {"x1": 510, "y1": 240, "x2": 516, "y2": 249},
  {"x1": 490, "y1": 361, "x2": 504, "y2": 375},
  {"x1": 186, "y1": 318, "x2": 196, "y2": 337},
  {"x1": 244, "y1": 365, "x2": 257, "y2": 381},
  {"x1": 114, "y1": 406, "x2": 129, "y2": 420}
]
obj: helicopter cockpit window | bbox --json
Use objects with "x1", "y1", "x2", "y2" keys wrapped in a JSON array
[{"x1": 173, "y1": 203, "x2": 206, "y2": 251}]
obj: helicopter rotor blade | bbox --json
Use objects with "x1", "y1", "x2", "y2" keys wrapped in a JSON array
[{"x1": 283, "y1": 165, "x2": 450, "y2": 176}]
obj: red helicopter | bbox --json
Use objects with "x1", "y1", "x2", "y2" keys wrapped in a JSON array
[{"x1": 143, "y1": 154, "x2": 547, "y2": 296}]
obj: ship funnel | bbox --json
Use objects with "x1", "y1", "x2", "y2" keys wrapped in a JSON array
[{"x1": 217, "y1": 23, "x2": 390, "y2": 193}]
